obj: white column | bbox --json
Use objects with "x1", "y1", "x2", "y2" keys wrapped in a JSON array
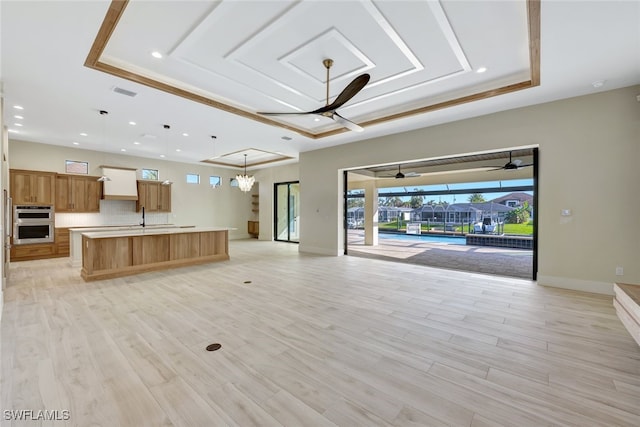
[{"x1": 364, "y1": 181, "x2": 378, "y2": 246}]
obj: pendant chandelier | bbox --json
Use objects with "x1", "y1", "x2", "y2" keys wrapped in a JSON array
[{"x1": 235, "y1": 154, "x2": 255, "y2": 192}]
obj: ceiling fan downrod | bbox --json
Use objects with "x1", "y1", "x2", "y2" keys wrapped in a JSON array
[{"x1": 323, "y1": 58, "x2": 333, "y2": 107}]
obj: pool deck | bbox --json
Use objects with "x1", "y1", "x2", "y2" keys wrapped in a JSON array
[{"x1": 347, "y1": 230, "x2": 533, "y2": 279}]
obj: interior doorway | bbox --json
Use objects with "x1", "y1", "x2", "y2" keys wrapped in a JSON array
[{"x1": 274, "y1": 181, "x2": 300, "y2": 243}]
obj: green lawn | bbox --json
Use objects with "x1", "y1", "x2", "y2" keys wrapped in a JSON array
[{"x1": 502, "y1": 223, "x2": 534, "y2": 235}]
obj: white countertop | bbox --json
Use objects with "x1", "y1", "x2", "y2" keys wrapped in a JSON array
[
  {"x1": 81, "y1": 226, "x2": 233, "y2": 239},
  {"x1": 69, "y1": 224, "x2": 177, "y2": 232}
]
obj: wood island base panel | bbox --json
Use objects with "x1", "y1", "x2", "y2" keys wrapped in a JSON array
[{"x1": 81, "y1": 228, "x2": 229, "y2": 281}]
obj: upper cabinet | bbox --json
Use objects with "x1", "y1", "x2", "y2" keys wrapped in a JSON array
[
  {"x1": 136, "y1": 180, "x2": 171, "y2": 212},
  {"x1": 55, "y1": 174, "x2": 102, "y2": 213},
  {"x1": 10, "y1": 169, "x2": 56, "y2": 205}
]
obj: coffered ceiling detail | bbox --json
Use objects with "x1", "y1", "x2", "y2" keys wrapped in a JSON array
[
  {"x1": 202, "y1": 148, "x2": 294, "y2": 169},
  {"x1": 86, "y1": 0, "x2": 540, "y2": 139}
]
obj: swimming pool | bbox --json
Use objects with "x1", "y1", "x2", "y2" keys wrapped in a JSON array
[{"x1": 378, "y1": 232, "x2": 467, "y2": 245}]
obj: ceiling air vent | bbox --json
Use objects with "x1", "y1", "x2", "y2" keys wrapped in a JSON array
[{"x1": 112, "y1": 86, "x2": 138, "y2": 97}]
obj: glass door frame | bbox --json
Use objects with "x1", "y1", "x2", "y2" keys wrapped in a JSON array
[{"x1": 274, "y1": 181, "x2": 300, "y2": 243}]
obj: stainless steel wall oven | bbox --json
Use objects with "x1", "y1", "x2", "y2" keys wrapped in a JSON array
[{"x1": 13, "y1": 205, "x2": 55, "y2": 245}]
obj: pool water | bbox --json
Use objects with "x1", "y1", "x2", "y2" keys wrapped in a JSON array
[{"x1": 378, "y1": 232, "x2": 467, "y2": 245}]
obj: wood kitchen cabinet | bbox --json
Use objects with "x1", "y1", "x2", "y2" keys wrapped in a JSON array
[
  {"x1": 55, "y1": 174, "x2": 102, "y2": 212},
  {"x1": 136, "y1": 180, "x2": 171, "y2": 212},
  {"x1": 10, "y1": 227, "x2": 70, "y2": 262},
  {"x1": 10, "y1": 169, "x2": 56, "y2": 205}
]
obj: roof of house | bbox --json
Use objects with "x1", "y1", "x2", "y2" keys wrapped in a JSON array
[
  {"x1": 490, "y1": 192, "x2": 533, "y2": 205},
  {"x1": 413, "y1": 202, "x2": 513, "y2": 213}
]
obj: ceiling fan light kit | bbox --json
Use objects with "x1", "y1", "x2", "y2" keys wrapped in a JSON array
[
  {"x1": 487, "y1": 151, "x2": 533, "y2": 171},
  {"x1": 258, "y1": 59, "x2": 370, "y2": 132},
  {"x1": 381, "y1": 164, "x2": 421, "y2": 179}
]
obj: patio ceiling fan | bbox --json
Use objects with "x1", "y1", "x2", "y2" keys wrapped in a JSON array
[
  {"x1": 257, "y1": 59, "x2": 370, "y2": 132},
  {"x1": 380, "y1": 164, "x2": 422, "y2": 179},
  {"x1": 487, "y1": 151, "x2": 533, "y2": 171}
]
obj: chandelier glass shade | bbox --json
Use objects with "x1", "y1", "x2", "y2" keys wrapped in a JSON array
[{"x1": 236, "y1": 154, "x2": 255, "y2": 192}]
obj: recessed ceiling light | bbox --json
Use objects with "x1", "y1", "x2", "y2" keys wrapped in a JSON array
[
  {"x1": 182, "y1": 133, "x2": 188, "y2": 137},
  {"x1": 73, "y1": 142, "x2": 79, "y2": 145},
  {"x1": 129, "y1": 121, "x2": 136, "y2": 126},
  {"x1": 151, "y1": 51, "x2": 163, "y2": 59},
  {"x1": 160, "y1": 154, "x2": 165, "y2": 158},
  {"x1": 175, "y1": 148, "x2": 181, "y2": 152},
  {"x1": 120, "y1": 148, "x2": 126, "y2": 152},
  {"x1": 313, "y1": 118, "x2": 320, "y2": 122},
  {"x1": 133, "y1": 141, "x2": 141, "y2": 145},
  {"x1": 80, "y1": 132, "x2": 88, "y2": 136},
  {"x1": 14, "y1": 123, "x2": 23, "y2": 127},
  {"x1": 592, "y1": 80, "x2": 606, "y2": 88},
  {"x1": 14, "y1": 115, "x2": 23, "y2": 119},
  {"x1": 476, "y1": 67, "x2": 487, "y2": 73},
  {"x1": 8, "y1": 129, "x2": 19, "y2": 134},
  {"x1": 13, "y1": 105, "x2": 24, "y2": 110}
]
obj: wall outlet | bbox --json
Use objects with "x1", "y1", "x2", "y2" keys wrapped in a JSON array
[{"x1": 615, "y1": 266, "x2": 624, "y2": 276}]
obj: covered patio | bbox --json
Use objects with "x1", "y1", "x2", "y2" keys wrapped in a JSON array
[{"x1": 347, "y1": 230, "x2": 533, "y2": 279}]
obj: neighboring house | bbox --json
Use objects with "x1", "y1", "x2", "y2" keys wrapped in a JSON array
[
  {"x1": 412, "y1": 202, "x2": 513, "y2": 224},
  {"x1": 490, "y1": 192, "x2": 533, "y2": 208},
  {"x1": 490, "y1": 192, "x2": 534, "y2": 219}
]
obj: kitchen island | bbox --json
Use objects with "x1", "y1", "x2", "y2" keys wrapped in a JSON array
[
  {"x1": 81, "y1": 227, "x2": 230, "y2": 281},
  {"x1": 69, "y1": 224, "x2": 179, "y2": 267}
]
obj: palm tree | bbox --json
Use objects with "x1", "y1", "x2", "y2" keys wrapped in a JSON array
[{"x1": 468, "y1": 193, "x2": 486, "y2": 203}]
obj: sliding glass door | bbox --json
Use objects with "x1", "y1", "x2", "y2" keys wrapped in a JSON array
[{"x1": 274, "y1": 181, "x2": 300, "y2": 243}]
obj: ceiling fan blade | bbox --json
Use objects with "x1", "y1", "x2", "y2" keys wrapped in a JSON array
[
  {"x1": 311, "y1": 74, "x2": 370, "y2": 114},
  {"x1": 256, "y1": 111, "x2": 311, "y2": 116},
  {"x1": 332, "y1": 112, "x2": 363, "y2": 132}
]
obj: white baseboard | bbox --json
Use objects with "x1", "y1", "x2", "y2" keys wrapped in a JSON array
[{"x1": 537, "y1": 274, "x2": 614, "y2": 295}]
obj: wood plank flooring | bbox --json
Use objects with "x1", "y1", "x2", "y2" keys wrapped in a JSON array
[{"x1": 2, "y1": 239, "x2": 639, "y2": 426}]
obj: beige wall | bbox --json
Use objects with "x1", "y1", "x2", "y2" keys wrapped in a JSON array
[
  {"x1": 8, "y1": 140, "x2": 254, "y2": 239},
  {"x1": 299, "y1": 85, "x2": 640, "y2": 294}
]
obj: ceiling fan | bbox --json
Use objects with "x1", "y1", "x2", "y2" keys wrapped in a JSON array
[
  {"x1": 381, "y1": 165, "x2": 422, "y2": 179},
  {"x1": 487, "y1": 152, "x2": 533, "y2": 171},
  {"x1": 257, "y1": 59, "x2": 370, "y2": 132}
]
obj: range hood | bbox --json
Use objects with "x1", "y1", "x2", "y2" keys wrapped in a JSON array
[{"x1": 100, "y1": 166, "x2": 138, "y2": 200}]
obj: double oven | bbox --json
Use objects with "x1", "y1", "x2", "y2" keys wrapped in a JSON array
[{"x1": 13, "y1": 205, "x2": 55, "y2": 245}]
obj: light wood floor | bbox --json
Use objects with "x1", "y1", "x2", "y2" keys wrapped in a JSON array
[{"x1": 2, "y1": 239, "x2": 639, "y2": 426}]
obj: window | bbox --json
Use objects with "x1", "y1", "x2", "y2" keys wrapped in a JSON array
[
  {"x1": 229, "y1": 178, "x2": 239, "y2": 187},
  {"x1": 141, "y1": 168, "x2": 159, "y2": 180},
  {"x1": 65, "y1": 160, "x2": 88, "y2": 174},
  {"x1": 209, "y1": 176, "x2": 221, "y2": 188},
  {"x1": 186, "y1": 173, "x2": 200, "y2": 184},
  {"x1": 506, "y1": 200, "x2": 519, "y2": 207}
]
